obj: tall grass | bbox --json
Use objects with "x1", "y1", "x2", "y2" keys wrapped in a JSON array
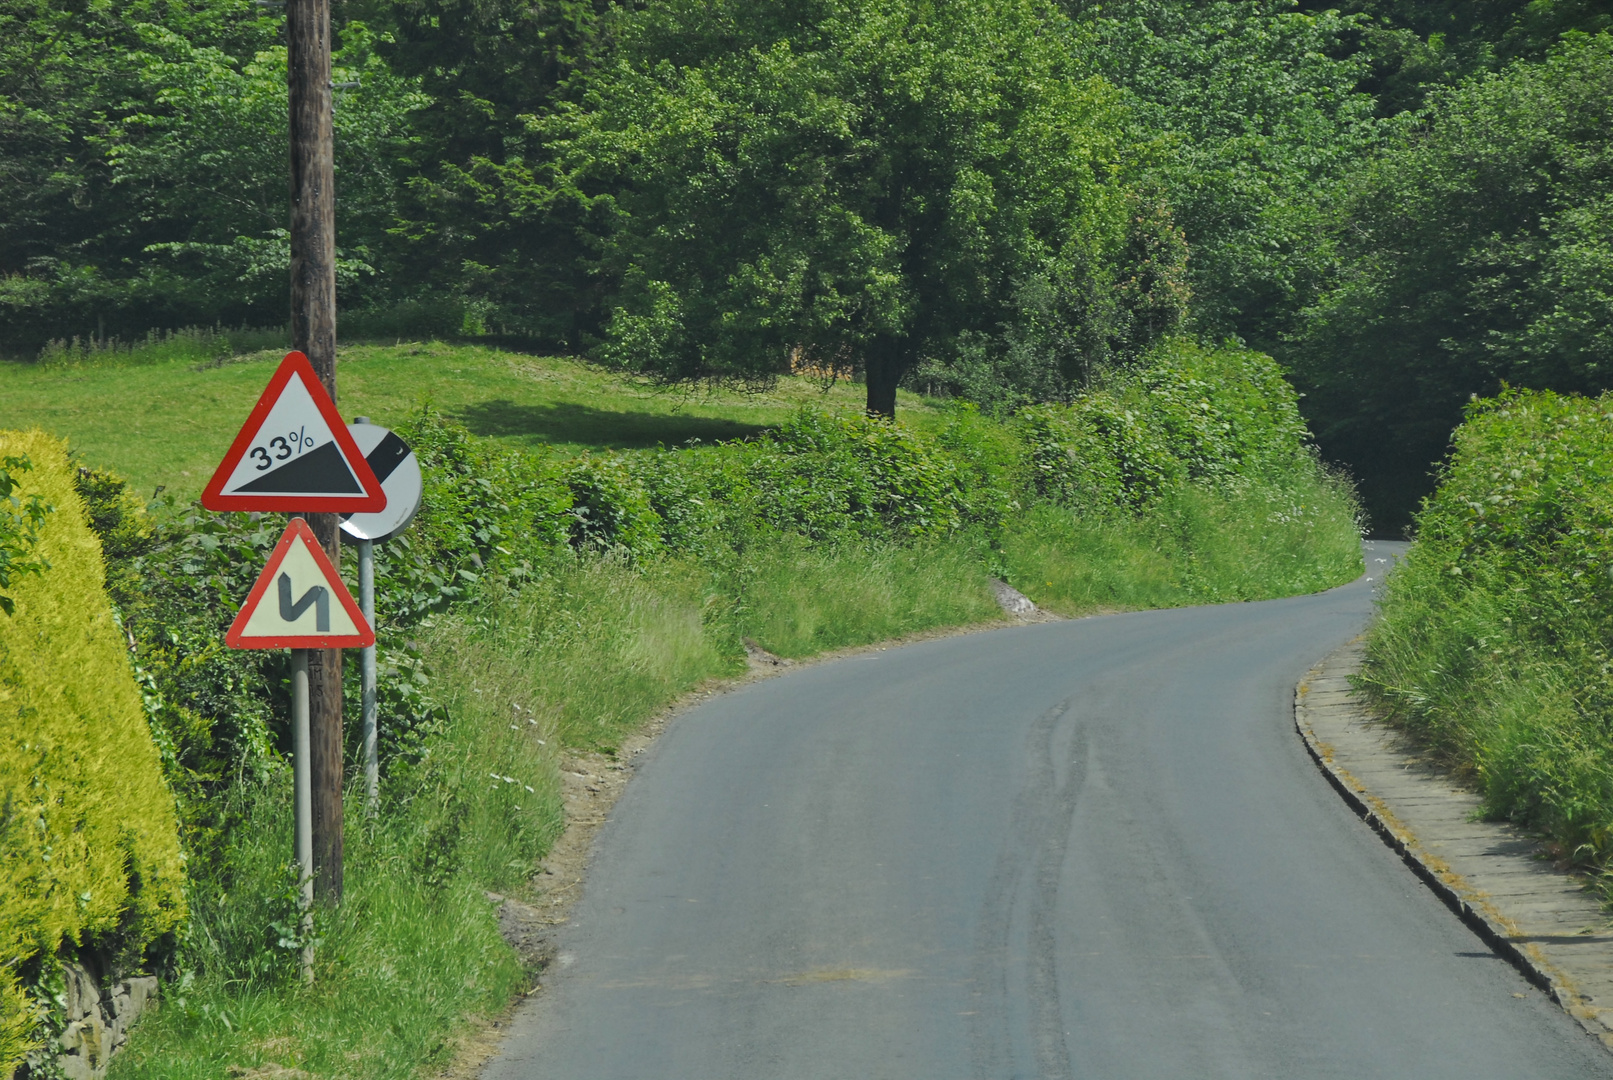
[
  {"x1": 37, "y1": 326, "x2": 289, "y2": 367},
  {"x1": 721, "y1": 536, "x2": 1001, "y2": 659},
  {"x1": 29, "y1": 303, "x2": 484, "y2": 368},
  {"x1": 1363, "y1": 388, "x2": 1613, "y2": 871},
  {"x1": 1005, "y1": 466, "x2": 1363, "y2": 614},
  {"x1": 425, "y1": 557, "x2": 738, "y2": 758},
  {"x1": 112, "y1": 783, "x2": 527, "y2": 1080}
]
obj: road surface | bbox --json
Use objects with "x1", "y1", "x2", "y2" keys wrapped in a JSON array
[{"x1": 486, "y1": 543, "x2": 1611, "y2": 1078}]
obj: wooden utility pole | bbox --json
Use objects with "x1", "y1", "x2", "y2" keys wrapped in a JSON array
[{"x1": 288, "y1": 0, "x2": 343, "y2": 903}]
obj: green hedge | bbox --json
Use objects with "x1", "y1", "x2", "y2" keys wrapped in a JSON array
[
  {"x1": 0, "y1": 431, "x2": 185, "y2": 1074},
  {"x1": 1365, "y1": 388, "x2": 1613, "y2": 868}
]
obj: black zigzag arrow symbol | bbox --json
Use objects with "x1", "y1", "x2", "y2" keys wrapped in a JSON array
[{"x1": 278, "y1": 573, "x2": 330, "y2": 632}]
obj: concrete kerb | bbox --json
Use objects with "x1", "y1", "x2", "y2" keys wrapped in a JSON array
[{"x1": 1296, "y1": 638, "x2": 1613, "y2": 1053}]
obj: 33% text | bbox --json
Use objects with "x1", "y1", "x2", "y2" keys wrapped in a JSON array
[{"x1": 250, "y1": 426, "x2": 317, "y2": 470}]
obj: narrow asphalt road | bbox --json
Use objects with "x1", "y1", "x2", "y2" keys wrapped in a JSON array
[{"x1": 486, "y1": 543, "x2": 1612, "y2": 1079}]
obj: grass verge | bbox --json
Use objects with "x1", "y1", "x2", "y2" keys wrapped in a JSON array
[
  {"x1": 1006, "y1": 471, "x2": 1364, "y2": 615},
  {"x1": 1362, "y1": 388, "x2": 1613, "y2": 877}
]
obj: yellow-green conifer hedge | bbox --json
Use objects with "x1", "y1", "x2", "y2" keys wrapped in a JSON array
[{"x1": 0, "y1": 431, "x2": 185, "y2": 1074}]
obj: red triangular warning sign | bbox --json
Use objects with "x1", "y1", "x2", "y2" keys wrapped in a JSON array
[
  {"x1": 227, "y1": 517, "x2": 374, "y2": 649},
  {"x1": 202, "y1": 351, "x2": 387, "y2": 513}
]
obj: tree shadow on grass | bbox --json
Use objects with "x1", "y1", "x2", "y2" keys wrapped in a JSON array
[{"x1": 453, "y1": 399, "x2": 769, "y2": 451}]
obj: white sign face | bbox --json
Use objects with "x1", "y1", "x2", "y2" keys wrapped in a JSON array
[
  {"x1": 202, "y1": 351, "x2": 385, "y2": 513},
  {"x1": 227, "y1": 517, "x2": 373, "y2": 649},
  {"x1": 219, "y1": 376, "x2": 363, "y2": 497},
  {"x1": 340, "y1": 423, "x2": 423, "y2": 543}
]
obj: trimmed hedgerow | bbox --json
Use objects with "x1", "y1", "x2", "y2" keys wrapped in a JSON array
[{"x1": 0, "y1": 432, "x2": 185, "y2": 1076}]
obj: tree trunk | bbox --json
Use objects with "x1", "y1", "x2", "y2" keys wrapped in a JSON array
[
  {"x1": 288, "y1": 0, "x2": 342, "y2": 905},
  {"x1": 865, "y1": 336, "x2": 908, "y2": 419}
]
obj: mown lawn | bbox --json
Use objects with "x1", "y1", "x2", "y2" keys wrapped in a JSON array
[{"x1": 0, "y1": 341, "x2": 934, "y2": 501}]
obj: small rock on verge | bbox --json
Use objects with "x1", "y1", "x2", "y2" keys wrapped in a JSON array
[{"x1": 990, "y1": 579, "x2": 1038, "y2": 618}]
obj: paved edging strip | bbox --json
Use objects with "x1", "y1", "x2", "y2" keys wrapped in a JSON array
[{"x1": 1296, "y1": 638, "x2": 1613, "y2": 1053}]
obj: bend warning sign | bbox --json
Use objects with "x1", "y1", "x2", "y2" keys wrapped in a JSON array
[
  {"x1": 227, "y1": 517, "x2": 374, "y2": 649},
  {"x1": 202, "y1": 351, "x2": 387, "y2": 513}
]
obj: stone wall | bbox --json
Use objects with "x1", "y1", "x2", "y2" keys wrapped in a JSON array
[{"x1": 54, "y1": 960, "x2": 158, "y2": 1080}]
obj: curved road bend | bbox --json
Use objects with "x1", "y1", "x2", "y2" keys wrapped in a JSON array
[{"x1": 485, "y1": 543, "x2": 1612, "y2": 1079}]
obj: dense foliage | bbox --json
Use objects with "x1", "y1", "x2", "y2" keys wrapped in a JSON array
[
  {"x1": 1364, "y1": 388, "x2": 1613, "y2": 874},
  {"x1": 7, "y1": 0, "x2": 1613, "y2": 507},
  {"x1": 0, "y1": 433, "x2": 185, "y2": 1078},
  {"x1": 0, "y1": 455, "x2": 50, "y2": 617},
  {"x1": 1292, "y1": 32, "x2": 1613, "y2": 525},
  {"x1": 554, "y1": 0, "x2": 1187, "y2": 414},
  {"x1": 1073, "y1": 0, "x2": 1387, "y2": 348},
  {"x1": 1302, "y1": 0, "x2": 1613, "y2": 114},
  {"x1": 0, "y1": 0, "x2": 420, "y2": 344}
]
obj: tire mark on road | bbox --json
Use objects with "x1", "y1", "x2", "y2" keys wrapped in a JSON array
[{"x1": 971, "y1": 699, "x2": 1088, "y2": 1080}]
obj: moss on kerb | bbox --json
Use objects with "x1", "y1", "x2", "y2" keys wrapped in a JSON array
[{"x1": 0, "y1": 430, "x2": 186, "y2": 1072}]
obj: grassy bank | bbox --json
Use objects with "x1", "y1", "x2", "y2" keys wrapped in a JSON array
[
  {"x1": 1363, "y1": 389, "x2": 1613, "y2": 875},
  {"x1": 0, "y1": 338, "x2": 923, "y2": 503},
  {"x1": 16, "y1": 336, "x2": 1365, "y2": 1079}
]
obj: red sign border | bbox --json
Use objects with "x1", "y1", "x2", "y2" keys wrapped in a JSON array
[
  {"x1": 201, "y1": 350, "x2": 386, "y2": 512},
  {"x1": 226, "y1": 517, "x2": 375, "y2": 649}
]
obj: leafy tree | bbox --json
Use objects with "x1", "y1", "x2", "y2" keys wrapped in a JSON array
[
  {"x1": 378, "y1": 0, "x2": 608, "y2": 344},
  {"x1": 0, "y1": 0, "x2": 420, "y2": 349},
  {"x1": 1300, "y1": 0, "x2": 1613, "y2": 114},
  {"x1": 1070, "y1": 0, "x2": 1388, "y2": 348},
  {"x1": 549, "y1": 0, "x2": 1185, "y2": 416},
  {"x1": 1290, "y1": 32, "x2": 1613, "y2": 525},
  {"x1": 101, "y1": 19, "x2": 421, "y2": 323}
]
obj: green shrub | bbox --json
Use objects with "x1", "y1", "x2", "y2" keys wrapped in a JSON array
[
  {"x1": 1012, "y1": 338, "x2": 1318, "y2": 513},
  {"x1": 564, "y1": 458, "x2": 665, "y2": 557},
  {"x1": 0, "y1": 431, "x2": 186, "y2": 1074},
  {"x1": 1121, "y1": 338, "x2": 1314, "y2": 482},
  {"x1": 1364, "y1": 388, "x2": 1613, "y2": 866},
  {"x1": 0, "y1": 454, "x2": 52, "y2": 617},
  {"x1": 750, "y1": 411, "x2": 967, "y2": 540}
]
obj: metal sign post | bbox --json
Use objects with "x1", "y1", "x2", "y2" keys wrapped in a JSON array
[
  {"x1": 202, "y1": 350, "x2": 387, "y2": 959},
  {"x1": 289, "y1": 647, "x2": 314, "y2": 983},
  {"x1": 358, "y1": 536, "x2": 376, "y2": 814},
  {"x1": 341, "y1": 418, "x2": 423, "y2": 819}
]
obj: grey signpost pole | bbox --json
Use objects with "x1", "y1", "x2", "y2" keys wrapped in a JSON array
[
  {"x1": 290, "y1": 646, "x2": 314, "y2": 984},
  {"x1": 359, "y1": 536, "x2": 377, "y2": 815},
  {"x1": 350, "y1": 416, "x2": 379, "y2": 816},
  {"x1": 343, "y1": 417, "x2": 423, "y2": 819}
]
